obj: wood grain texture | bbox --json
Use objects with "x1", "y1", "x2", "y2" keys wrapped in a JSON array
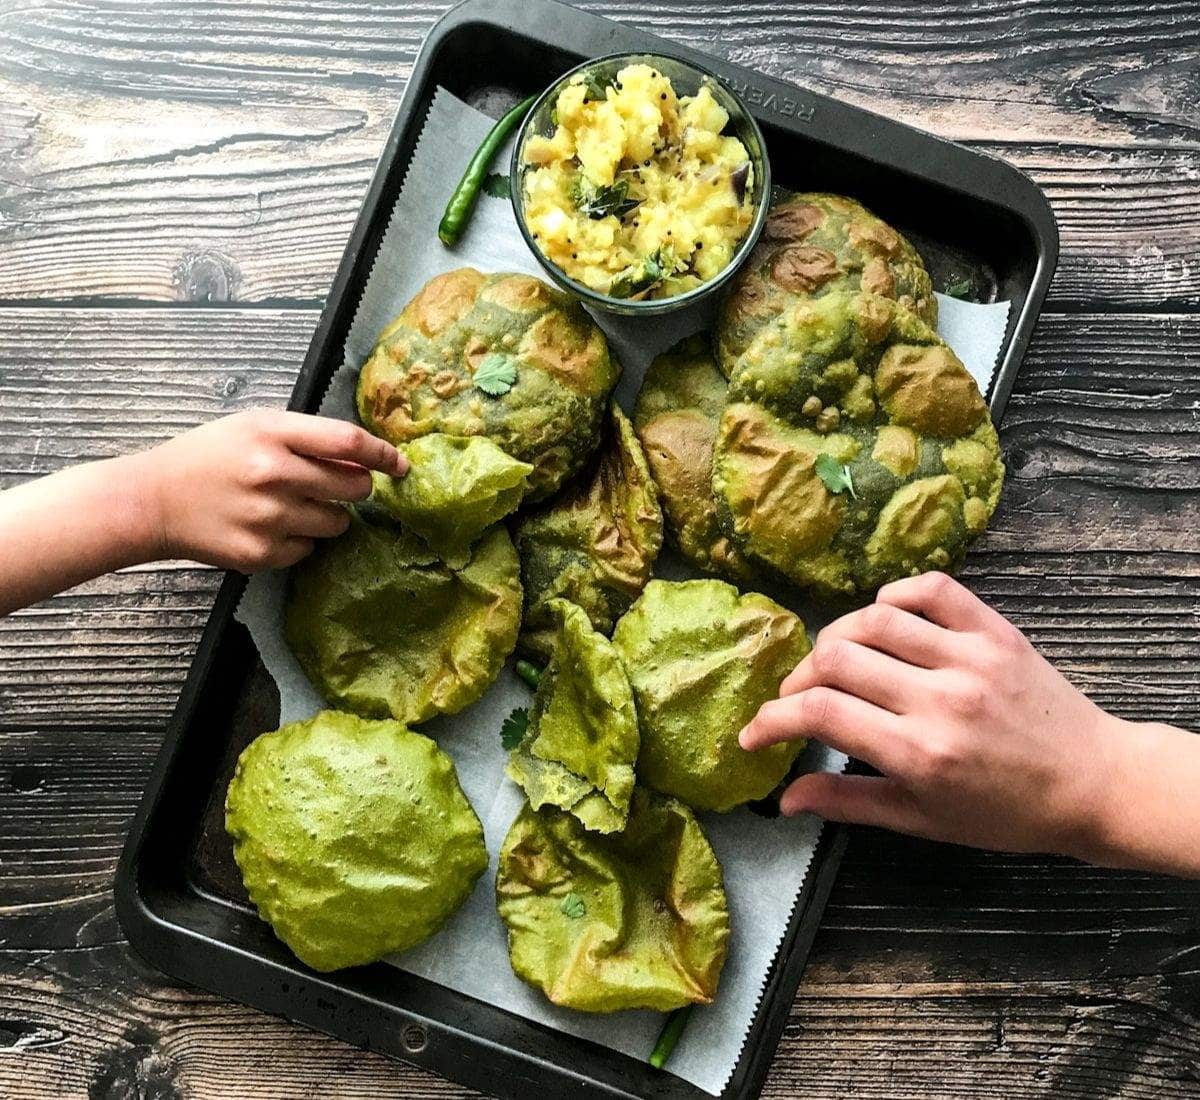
[
  {"x1": 0, "y1": 941, "x2": 1196, "y2": 1099},
  {"x1": 1, "y1": 2, "x2": 1199, "y2": 1098},
  {"x1": 0, "y1": 2, "x2": 1198, "y2": 305},
  {"x1": 3, "y1": 308, "x2": 1199, "y2": 727}
]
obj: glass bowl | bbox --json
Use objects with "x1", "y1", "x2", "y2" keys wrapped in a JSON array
[{"x1": 510, "y1": 52, "x2": 771, "y2": 317}]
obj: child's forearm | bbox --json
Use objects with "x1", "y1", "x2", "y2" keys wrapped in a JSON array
[
  {"x1": 0, "y1": 410, "x2": 405, "y2": 616},
  {"x1": 1079, "y1": 718, "x2": 1200, "y2": 878},
  {"x1": 0, "y1": 453, "x2": 160, "y2": 615}
]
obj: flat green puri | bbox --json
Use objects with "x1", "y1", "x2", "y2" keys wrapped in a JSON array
[
  {"x1": 225, "y1": 710, "x2": 487, "y2": 972},
  {"x1": 496, "y1": 787, "x2": 730, "y2": 1012},
  {"x1": 285, "y1": 511, "x2": 521, "y2": 725},
  {"x1": 612, "y1": 578, "x2": 811, "y2": 812}
]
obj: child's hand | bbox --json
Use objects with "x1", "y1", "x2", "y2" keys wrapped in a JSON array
[
  {"x1": 136, "y1": 410, "x2": 406, "y2": 572},
  {"x1": 739, "y1": 572, "x2": 1127, "y2": 860}
]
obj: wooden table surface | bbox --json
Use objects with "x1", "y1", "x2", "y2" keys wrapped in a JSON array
[{"x1": 2, "y1": 2, "x2": 1199, "y2": 1096}]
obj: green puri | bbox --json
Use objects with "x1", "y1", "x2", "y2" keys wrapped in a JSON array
[
  {"x1": 506, "y1": 599, "x2": 639, "y2": 833},
  {"x1": 514, "y1": 404, "x2": 663, "y2": 659},
  {"x1": 285, "y1": 510, "x2": 522, "y2": 725},
  {"x1": 633, "y1": 335, "x2": 758, "y2": 580},
  {"x1": 712, "y1": 290, "x2": 1004, "y2": 598},
  {"x1": 356, "y1": 268, "x2": 620, "y2": 501},
  {"x1": 225, "y1": 710, "x2": 487, "y2": 972},
  {"x1": 612, "y1": 578, "x2": 812, "y2": 812},
  {"x1": 715, "y1": 190, "x2": 938, "y2": 377},
  {"x1": 496, "y1": 788, "x2": 730, "y2": 1012},
  {"x1": 368, "y1": 432, "x2": 532, "y2": 566}
]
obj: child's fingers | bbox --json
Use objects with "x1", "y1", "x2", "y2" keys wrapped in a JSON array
[
  {"x1": 287, "y1": 500, "x2": 352, "y2": 540},
  {"x1": 806, "y1": 602, "x2": 956, "y2": 671},
  {"x1": 779, "y1": 638, "x2": 927, "y2": 713},
  {"x1": 739, "y1": 690, "x2": 909, "y2": 776},
  {"x1": 876, "y1": 571, "x2": 995, "y2": 633},
  {"x1": 287, "y1": 456, "x2": 375, "y2": 502},
  {"x1": 252, "y1": 537, "x2": 315, "y2": 572},
  {"x1": 272, "y1": 412, "x2": 405, "y2": 475},
  {"x1": 780, "y1": 772, "x2": 923, "y2": 833}
]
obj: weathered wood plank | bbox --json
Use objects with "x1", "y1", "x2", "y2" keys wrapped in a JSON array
[
  {"x1": 1, "y1": 4, "x2": 1196, "y2": 1099},
  {"x1": 2, "y1": 307, "x2": 1198, "y2": 726},
  {"x1": 5, "y1": 1, "x2": 1198, "y2": 146},
  {"x1": 0, "y1": 2, "x2": 1198, "y2": 305},
  {"x1": 4, "y1": 714, "x2": 1198, "y2": 991},
  {"x1": 0, "y1": 943, "x2": 1195, "y2": 1099}
]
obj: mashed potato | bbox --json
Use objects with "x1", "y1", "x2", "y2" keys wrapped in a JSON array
[{"x1": 520, "y1": 63, "x2": 755, "y2": 300}]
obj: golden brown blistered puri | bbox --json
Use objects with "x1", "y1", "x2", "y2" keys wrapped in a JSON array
[
  {"x1": 514, "y1": 405, "x2": 663, "y2": 659},
  {"x1": 355, "y1": 268, "x2": 620, "y2": 500},
  {"x1": 715, "y1": 191, "x2": 937, "y2": 378},
  {"x1": 875, "y1": 343, "x2": 988, "y2": 438},
  {"x1": 632, "y1": 336, "x2": 758, "y2": 581},
  {"x1": 711, "y1": 291, "x2": 1004, "y2": 598}
]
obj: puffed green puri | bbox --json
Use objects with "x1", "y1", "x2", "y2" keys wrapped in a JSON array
[
  {"x1": 715, "y1": 190, "x2": 937, "y2": 377},
  {"x1": 285, "y1": 510, "x2": 522, "y2": 725},
  {"x1": 355, "y1": 268, "x2": 620, "y2": 500},
  {"x1": 496, "y1": 788, "x2": 730, "y2": 1012},
  {"x1": 713, "y1": 291, "x2": 1004, "y2": 598},
  {"x1": 506, "y1": 600, "x2": 638, "y2": 833},
  {"x1": 225, "y1": 710, "x2": 487, "y2": 972},
  {"x1": 612, "y1": 579, "x2": 811, "y2": 812},
  {"x1": 633, "y1": 335, "x2": 757, "y2": 582}
]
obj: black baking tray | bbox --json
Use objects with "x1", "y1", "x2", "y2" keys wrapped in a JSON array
[{"x1": 115, "y1": 1, "x2": 1058, "y2": 1097}]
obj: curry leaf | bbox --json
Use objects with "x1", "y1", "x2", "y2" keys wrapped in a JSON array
[
  {"x1": 500, "y1": 706, "x2": 529, "y2": 751},
  {"x1": 815, "y1": 454, "x2": 857, "y2": 499},
  {"x1": 942, "y1": 276, "x2": 973, "y2": 299},
  {"x1": 482, "y1": 172, "x2": 511, "y2": 199},
  {"x1": 475, "y1": 352, "x2": 518, "y2": 396},
  {"x1": 572, "y1": 176, "x2": 641, "y2": 221},
  {"x1": 609, "y1": 246, "x2": 674, "y2": 299},
  {"x1": 560, "y1": 892, "x2": 587, "y2": 919}
]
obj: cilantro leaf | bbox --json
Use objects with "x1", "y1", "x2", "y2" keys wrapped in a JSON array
[
  {"x1": 474, "y1": 352, "x2": 518, "y2": 396},
  {"x1": 500, "y1": 706, "x2": 529, "y2": 751},
  {"x1": 815, "y1": 453, "x2": 857, "y2": 499},
  {"x1": 571, "y1": 176, "x2": 641, "y2": 221},
  {"x1": 942, "y1": 276, "x2": 974, "y2": 300},
  {"x1": 580, "y1": 71, "x2": 617, "y2": 103},
  {"x1": 482, "y1": 172, "x2": 510, "y2": 199},
  {"x1": 560, "y1": 892, "x2": 587, "y2": 919}
]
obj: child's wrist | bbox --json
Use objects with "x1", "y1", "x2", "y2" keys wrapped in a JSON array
[
  {"x1": 1073, "y1": 719, "x2": 1200, "y2": 877},
  {"x1": 1055, "y1": 710, "x2": 1132, "y2": 866},
  {"x1": 1057, "y1": 714, "x2": 1194, "y2": 873},
  {"x1": 111, "y1": 451, "x2": 171, "y2": 563}
]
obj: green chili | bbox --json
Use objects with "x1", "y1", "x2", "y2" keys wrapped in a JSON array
[
  {"x1": 438, "y1": 94, "x2": 537, "y2": 247},
  {"x1": 515, "y1": 659, "x2": 543, "y2": 691},
  {"x1": 649, "y1": 1006, "x2": 692, "y2": 1069}
]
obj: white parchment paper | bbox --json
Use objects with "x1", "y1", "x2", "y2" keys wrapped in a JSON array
[{"x1": 236, "y1": 88, "x2": 1012, "y2": 1095}]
